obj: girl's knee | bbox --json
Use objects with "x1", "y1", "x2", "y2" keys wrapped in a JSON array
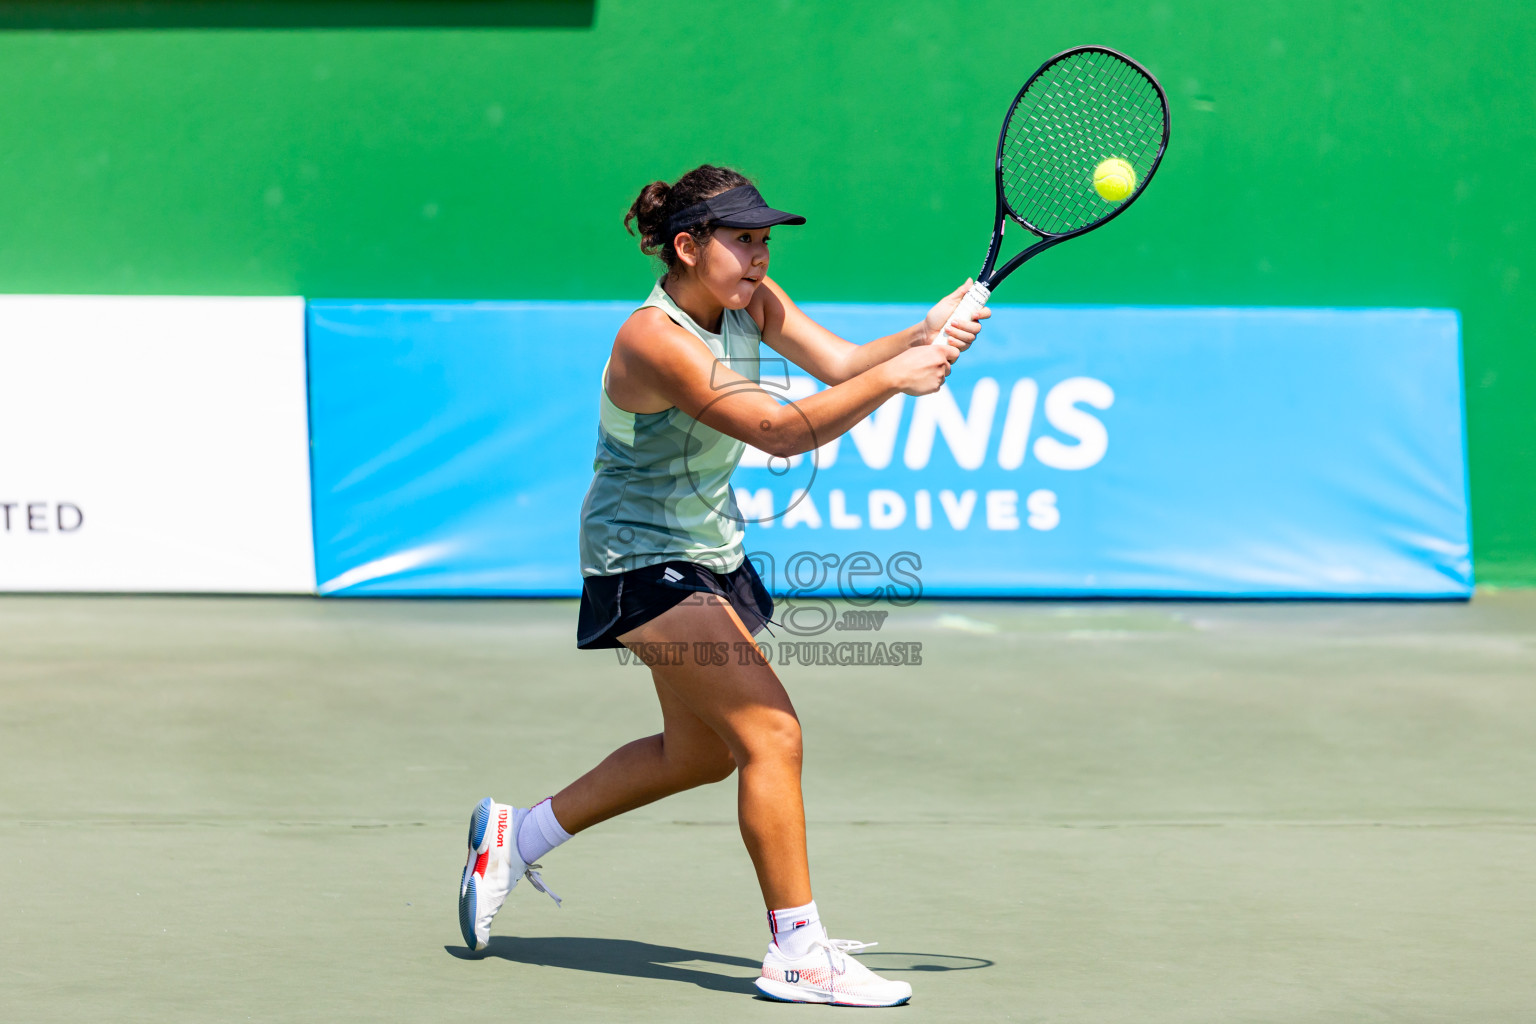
[
  {"x1": 695, "y1": 750, "x2": 737, "y2": 785},
  {"x1": 738, "y1": 713, "x2": 802, "y2": 768},
  {"x1": 666, "y1": 739, "x2": 737, "y2": 789}
]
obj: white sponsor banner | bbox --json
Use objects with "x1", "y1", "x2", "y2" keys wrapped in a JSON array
[{"x1": 0, "y1": 296, "x2": 315, "y2": 592}]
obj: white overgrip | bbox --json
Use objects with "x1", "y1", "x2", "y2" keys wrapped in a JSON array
[{"x1": 931, "y1": 281, "x2": 991, "y2": 346}]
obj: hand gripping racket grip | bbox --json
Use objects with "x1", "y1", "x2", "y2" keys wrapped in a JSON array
[{"x1": 930, "y1": 282, "x2": 991, "y2": 346}]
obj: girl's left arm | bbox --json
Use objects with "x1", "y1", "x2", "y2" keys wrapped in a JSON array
[{"x1": 752, "y1": 277, "x2": 989, "y2": 386}]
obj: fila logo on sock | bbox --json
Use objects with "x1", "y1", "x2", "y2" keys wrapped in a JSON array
[
  {"x1": 496, "y1": 807, "x2": 509, "y2": 848},
  {"x1": 792, "y1": 919, "x2": 809, "y2": 928},
  {"x1": 661, "y1": 567, "x2": 684, "y2": 583}
]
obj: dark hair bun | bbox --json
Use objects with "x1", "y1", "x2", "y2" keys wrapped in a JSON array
[{"x1": 623, "y1": 180, "x2": 672, "y2": 253}]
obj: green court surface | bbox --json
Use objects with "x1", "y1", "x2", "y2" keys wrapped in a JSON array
[{"x1": 3, "y1": 594, "x2": 1534, "y2": 1023}]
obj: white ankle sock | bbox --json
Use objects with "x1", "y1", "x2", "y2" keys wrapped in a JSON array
[
  {"x1": 768, "y1": 900, "x2": 826, "y2": 958},
  {"x1": 515, "y1": 798, "x2": 572, "y2": 866}
]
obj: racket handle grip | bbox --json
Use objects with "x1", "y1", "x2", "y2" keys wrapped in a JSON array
[{"x1": 931, "y1": 282, "x2": 991, "y2": 346}]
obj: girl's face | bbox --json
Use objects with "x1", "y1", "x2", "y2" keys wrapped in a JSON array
[{"x1": 693, "y1": 227, "x2": 771, "y2": 309}]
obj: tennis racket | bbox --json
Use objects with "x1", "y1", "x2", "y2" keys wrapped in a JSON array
[{"x1": 934, "y1": 45, "x2": 1170, "y2": 343}]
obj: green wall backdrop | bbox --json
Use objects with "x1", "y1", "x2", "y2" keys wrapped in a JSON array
[{"x1": 0, "y1": 1, "x2": 1530, "y2": 583}]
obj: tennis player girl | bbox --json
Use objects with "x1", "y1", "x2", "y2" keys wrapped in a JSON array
[{"x1": 458, "y1": 165, "x2": 988, "y2": 1007}]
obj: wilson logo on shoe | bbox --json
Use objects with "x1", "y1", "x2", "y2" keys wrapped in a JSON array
[
  {"x1": 784, "y1": 970, "x2": 800, "y2": 983},
  {"x1": 496, "y1": 807, "x2": 509, "y2": 848}
]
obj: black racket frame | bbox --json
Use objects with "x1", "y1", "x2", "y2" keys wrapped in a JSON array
[{"x1": 974, "y1": 45, "x2": 1171, "y2": 290}]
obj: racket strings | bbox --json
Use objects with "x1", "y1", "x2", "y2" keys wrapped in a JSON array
[
  {"x1": 1006, "y1": 54, "x2": 1162, "y2": 213},
  {"x1": 1001, "y1": 49, "x2": 1166, "y2": 236},
  {"x1": 1007, "y1": 61, "x2": 1161, "y2": 230}
]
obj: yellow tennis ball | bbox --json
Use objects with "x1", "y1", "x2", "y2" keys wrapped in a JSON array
[{"x1": 1093, "y1": 157, "x2": 1136, "y2": 202}]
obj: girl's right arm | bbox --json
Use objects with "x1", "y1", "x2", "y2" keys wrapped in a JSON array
[{"x1": 607, "y1": 308, "x2": 959, "y2": 458}]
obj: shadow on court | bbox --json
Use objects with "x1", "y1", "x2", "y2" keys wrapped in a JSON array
[{"x1": 445, "y1": 938, "x2": 992, "y2": 994}]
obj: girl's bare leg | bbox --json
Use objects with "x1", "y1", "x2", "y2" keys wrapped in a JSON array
[{"x1": 550, "y1": 593, "x2": 811, "y2": 909}]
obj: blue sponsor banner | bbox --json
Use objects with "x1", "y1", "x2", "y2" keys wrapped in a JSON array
[{"x1": 307, "y1": 301, "x2": 1470, "y2": 598}]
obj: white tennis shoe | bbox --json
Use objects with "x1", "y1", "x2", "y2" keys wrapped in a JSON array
[
  {"x1": 755, "y1": 938, "x2": 912, "y2": 1007},
  {"x1": 457, "y1": 797, "x2": 561, "y2": 951}
]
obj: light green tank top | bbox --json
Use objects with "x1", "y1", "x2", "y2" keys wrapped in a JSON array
[{"x1": 578, "y1": 280, "x2": 762, "y2": 578}]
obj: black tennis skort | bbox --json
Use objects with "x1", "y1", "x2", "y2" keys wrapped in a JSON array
[{"x1": 576, "y1": 558, "x2": 775, "y2": 650}]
